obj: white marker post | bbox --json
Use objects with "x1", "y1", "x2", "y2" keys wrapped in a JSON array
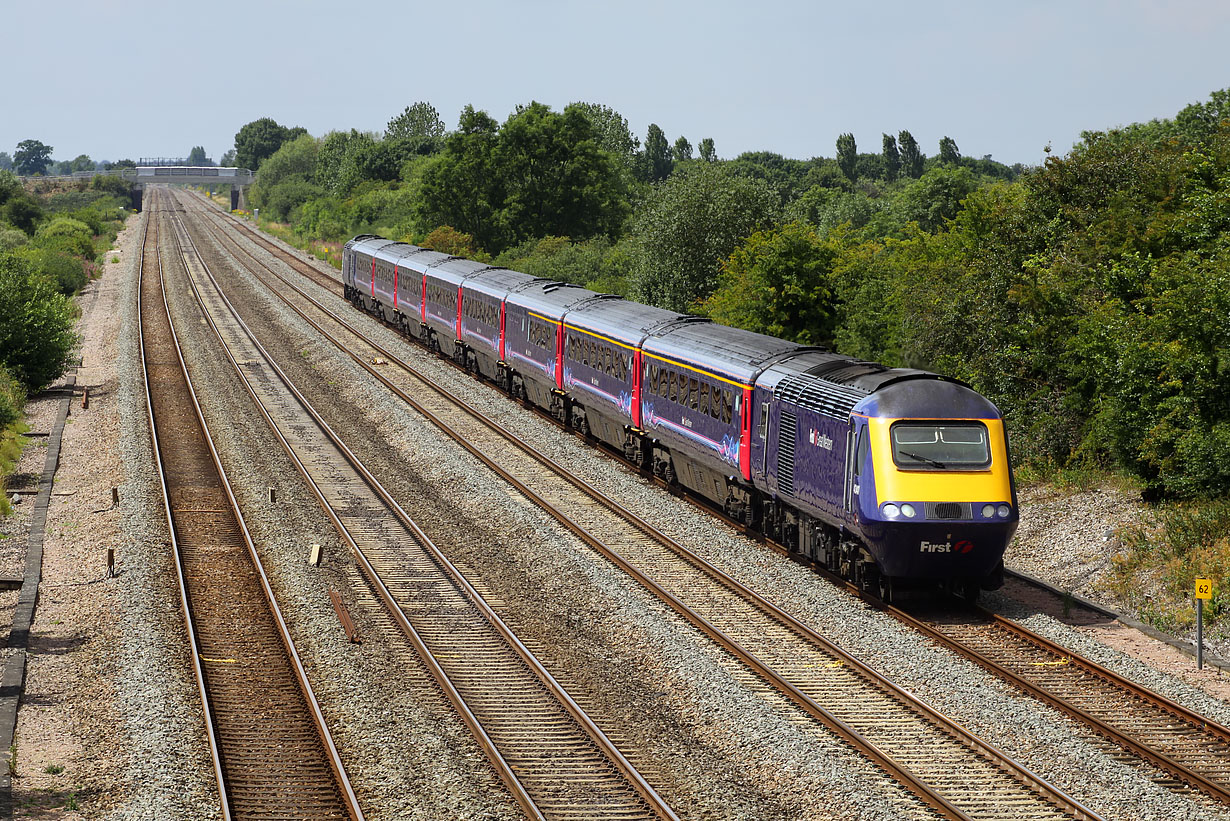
[{"x1": 1195, "y1": 577, "x2": 1213, "y2": 670}]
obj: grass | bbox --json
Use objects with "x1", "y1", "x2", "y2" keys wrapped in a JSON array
[
  {"x1": 44, "y1": 764, "x2": 64, "y2": 775},
  {"x1": 1105, "y1": 498, "x2": 1230, "y2": 633},
  {"x1": 0, "y1": 424, "x2": 28, "y2": 516}
]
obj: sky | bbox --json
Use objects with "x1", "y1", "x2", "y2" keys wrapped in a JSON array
[{"x1": 4, "y1": 0, "x2": 1229, "y2": 169}]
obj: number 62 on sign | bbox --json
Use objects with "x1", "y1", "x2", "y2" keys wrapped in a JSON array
[{"x1": 1196, "y1": 578, "x2": 1213, "y2": 600}]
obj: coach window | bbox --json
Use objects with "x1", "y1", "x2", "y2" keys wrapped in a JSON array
[
  {"x1": 688, "y1": 377, "x2": 699, "y2": 410},
  {"x1": 699, "y1": 382, "x2": 710, "y2": 416}
]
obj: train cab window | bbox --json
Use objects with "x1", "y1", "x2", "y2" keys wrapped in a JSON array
[
  {"x1": 855, "y1": 428, "x2": 869, "y2": 476},
  {"x1": 890, "y1": 422, "x2": 991, "y2": 470}
]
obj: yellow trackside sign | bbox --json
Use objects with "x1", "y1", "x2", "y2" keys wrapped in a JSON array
[{"x1": 1196, "y1": 578, "x2": 1213, "y2": 600}]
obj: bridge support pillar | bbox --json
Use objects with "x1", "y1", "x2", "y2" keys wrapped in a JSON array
[
  {"x1": 131, "y1": 186, "x2": 143, "y2": 212},
  {"x1": 230, "y1": 186, "x2": 239, "y2": 211}
]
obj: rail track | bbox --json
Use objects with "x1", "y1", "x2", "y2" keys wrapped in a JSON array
[
  {"x1": 139, "y1": 190, "x2": 362, "y2": 819},
  {"x1": 895, "y1": 600, "x2": 1230, "y2": 802},
  {"x1": 161, "y1": 190, "x2": 676, "y2": 821},
  {"x1": 181, "y1": 192, "x2": 1110, "y2": 821}
]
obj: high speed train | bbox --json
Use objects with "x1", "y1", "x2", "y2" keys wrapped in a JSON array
[{"x1": 343, "y1": 235, "x2": 1017, "y2": 599}]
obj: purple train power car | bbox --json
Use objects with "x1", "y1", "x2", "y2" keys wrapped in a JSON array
[{"x1": 344, "y1": 235, "x2": 1018, "y2": 599}]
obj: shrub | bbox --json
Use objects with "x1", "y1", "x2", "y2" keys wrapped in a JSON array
[
  {"x1": 0, "y1": 253, "x2": 79, "y2": 389},
  {"x1": 34, "y1": 218, "x2": 94, "y2": 258},
  {"x1": 0, "y1": 229, "x2": 26, "y2": 251},
  {"x1": 13, "y1": 247, "x2": 87, "y2": 294}
]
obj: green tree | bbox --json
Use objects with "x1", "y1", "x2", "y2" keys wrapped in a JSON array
[
  {"x1": 640, "y1": 123, "x2": 673, "y2": 182},
  {"x1": 629, "y1": 162, "x2": 779, "y2": 311},
  {"x1": 673, "y1": 136, "x2": 693, "y2": 162},
  {"x1": 938, "y1": 136, "x2": 960, "y2": 165},
  {"x1": 0, "y1": 153, "x2": 11, "y2": 172},
  {"x1": 186, "y1": 146, "x2": 210, "y2": 166},
  {"x1": 14, "y1": 140, "x2": 52, "y2": 176},
  {"x1": 698, "y1": 138, "x2": 716, "y2": 162},
  {"x1": 3, "y1": 198, "x2": 43, "y2": 235},
  {"x1": 416, "y1": 106, "x2": 504, "y2": 251},
  {"x1": 571, "y1": 102, "x2": 639, "y2": 167},
  {"x1": 882, "y1": 133, "x2": 900, "y2": 182},
  {"x1": 0, "y1": 253, "x2": 79, "y2": 390},
  {"x1": 68, "y1": 155, "x2": 94, "y2": 173},
  {"x1": 495, "y1": 101, "x2": 628, "y2": 248},
  {"x1": 249, "y1": 134, "x2": 322, "y2": 221},
  {"x1": 219, "y1": 149, "x2": 236, "y2": 167},
  {"x1": 836, "y1": 133, "x2": 857, "y2": 182},
  {"x1": 234, "y1": 118, "x2": 303, "y2": 171},
  {"x1": 386, "y1": 102, "x2": 445, "y2": 140},
  {"x1": 703, "y1": 221, "x2": 842, "y2": 345},
  {"x1": 899, "y1": 130, "x2": 923, "y2": 178},
  {"x1": 900, "y1": 166, "x2": 978, "y2": 231}
]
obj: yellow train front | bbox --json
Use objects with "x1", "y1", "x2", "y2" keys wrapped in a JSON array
[{"x1": 754, "y1": 357, "x2": 1017, "y2": 599}]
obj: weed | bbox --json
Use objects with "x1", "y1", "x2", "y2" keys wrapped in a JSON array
[
  {"x1": 8, "y1": 743, "x2": 15, "y2": 776},
  {"x1": 64, "y1": 792, "x2": 79, "y2": 810},
  {"x1": 44, "y1": 764, "x2": 64, "y2": 775}
]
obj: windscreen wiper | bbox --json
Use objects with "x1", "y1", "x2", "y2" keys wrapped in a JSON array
[{"x1": 900, "y1": 450, "x2": 946, "y2": 469}]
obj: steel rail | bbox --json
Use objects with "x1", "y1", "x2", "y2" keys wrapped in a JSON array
[
  {"x1": 141, "y1": 190, "x2": 363, "y2": 819},
  {"x1": 183, "y1": 193, "x2": 1104, "y2": 821},
  {"x1": 166, "y1": 191, "x2": 677, "y2": 821}
]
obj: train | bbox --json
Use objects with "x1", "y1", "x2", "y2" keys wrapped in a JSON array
[{"x1": 342, "y1": 235, "x2": 1018, "y2": 600}]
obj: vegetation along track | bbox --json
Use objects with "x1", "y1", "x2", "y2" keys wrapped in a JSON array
[
  {"x1": 892, "y1": 598, "x2": 1230, "y2": 804},
  {"x1": 164, "y1": 189, "x2": 676, "y2": 821},
  {"x1": 139, "y1": 190, "x2": 362, "y2": 819},
  {"x1": 183, "y1": 191, "x2": 1104, "y2": 821}
]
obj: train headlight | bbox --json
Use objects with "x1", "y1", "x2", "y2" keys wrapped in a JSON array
[
  {"x1": 996, "y1": 504, "x2": 1011, "y2": 518},
  {"x1": 981, "y1": 504, "x2": 996, "y2": 518},
  {"x1": 901, "y1": 503, "x2": 917, "y2": 518},
  {"x1": 882, "y1": 503, "x2": 900, "y2": 518}
]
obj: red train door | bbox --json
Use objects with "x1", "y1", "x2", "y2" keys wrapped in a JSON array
[{"x1": 631, "y1": 349, "x2": 643, "y2": 427}]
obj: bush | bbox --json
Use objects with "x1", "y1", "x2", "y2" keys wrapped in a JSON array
[
  {"x1": 13, "y1": 247, "x2": 88, "y2": 294},
  {"x1": 0, "y1": 228, "x2": 26, "y2": 251},
  {"x1": 0, "y1": 253, "x2": 79, "y2": 389},
  {"x1": 33, "y1": 217, "x2": 94, "y2": 258}
]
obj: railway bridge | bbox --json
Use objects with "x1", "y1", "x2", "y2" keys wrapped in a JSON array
[{"x1": 120, "y1": 166, "x2": 255, "y2": 211}]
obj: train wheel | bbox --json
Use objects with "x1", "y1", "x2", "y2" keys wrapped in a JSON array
[{"x1": 878, "y1": 574, "x2": 894, "y2": 604}]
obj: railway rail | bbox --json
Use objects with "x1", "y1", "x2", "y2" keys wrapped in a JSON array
[
  {"x1": 181, "y1": 191, "x2": 1104, "y2": 821},
  {"x1": 139, "y1": 190, "x2": 362, "y2": 819},
  {"x1": 162, "y1": 189, "x2": 676, "y2": 821},
  {"x1": 895, "y1": 600, "x2": 1230, "y2": 803}
]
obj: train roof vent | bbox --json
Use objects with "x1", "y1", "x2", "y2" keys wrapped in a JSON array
[
  {"x1": 776, "y1": 373, "x2": 867, "y2": 420},
  {"x1": 804, "y1": 358, "x2": 889, "y2": 385}
]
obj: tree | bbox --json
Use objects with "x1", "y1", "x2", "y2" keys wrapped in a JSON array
[
  {"x1": 0, "y1": 153, "x2": 11, "y2": 172},
  {"x1": 219, "y1": 149, "x2": 236, "y2": 167},
  {"x1": 571, "y1": 102, "x2": 639, "y2": 167},
  {"x1": 234, "y1": 118, "x2": 303, "y2": 171},
  {"x1": 882, "y1": 134, "x2": 900, "y2": 182},
  {"x1": 186, "y1": 145, "x2": 211, "y2": 166},
  {"x1": 673, "y1": 136, "x2": 693, "y2": 162},
  {"x1": 495, "y1": 102, "x2": 628, "y2": 248},
  {"x1": 0, "y1": 253, "x2": 79, "y2": 390},
  {"x1": 640, "y1": 124, "x2": 672, "y2": 182},
  {"x1": 105, "y1": 159, "x2": 136, "y2": 170},
  {"x1": 938, "y1": 136, "x2": 960, "y2": 165},
  {"x1": 386, "y1": 102, "x2": 445, "y2": 140},
  {"x1": 14, "y1": 140, "x2": 52, "y2": 176},
  {"x1": 416, "y1": 106, "x2": 504, "y2": 251},
  {"x1": 698, "y1": 138, "x2": 716, "y2": 162},
  {"x1": 836, "y1": 133, "x2": 857, "y2": 182},
  {"x1": 629, "y1": 162, "x2": 779, "y2": 311},
  {"x1": 69, "y1": 155, "x2": 94, "y2": 173},
  {"x1": 899, "y1": 130, "x2": 924, "y2": 178},
  {"x1": 3, "y1": 198, "x2": 42, "y2": 235},
  {"x1": 703, "y1": 221, "x2": 842, "y2": 346},
  {"x1": 249, "y1": 134, "x2": 321, "y2": 220}
]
